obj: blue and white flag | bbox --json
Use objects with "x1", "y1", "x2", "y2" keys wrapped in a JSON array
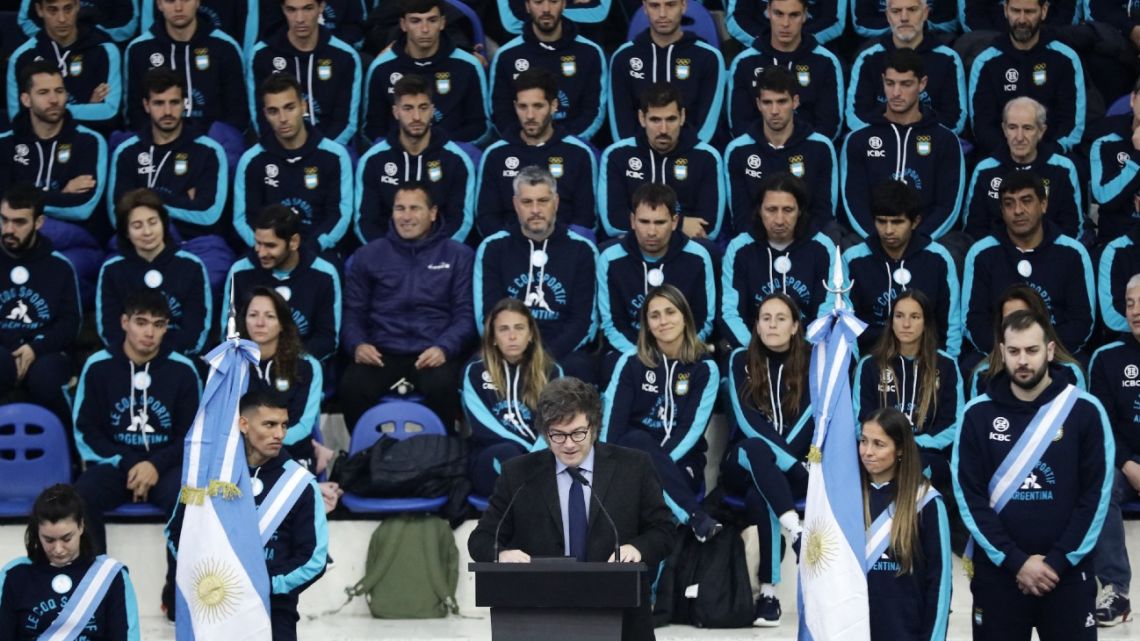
[
  {"x1": 175, "y1": 339, "x2": 272, "y2": 640},
  {"x1": 798, "y1": 309, "x2": 870, "y2": 641}
]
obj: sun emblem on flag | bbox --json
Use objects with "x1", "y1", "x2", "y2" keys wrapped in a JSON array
[
  {"x1": 801, "y1": 518, "x2": 839, "y2": 578},
  {"x1": 191, "y1": 557, "x2": 244, "y2": 623}
]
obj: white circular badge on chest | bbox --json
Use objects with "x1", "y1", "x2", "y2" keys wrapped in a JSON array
[
  {"x1": 774, "y1": 255, "x2": 792, "y2": 275},
  {"x1": 530, "y1": 250, "x2": 548, "y2": 268},
  {"x1": 1017, "y1": 259, "x2": 1033, "y2": 278},
  {"x1": 275, "y1": 378, "x2": 290, "y2": 392},
  {"x1": 647, "y1": 268, "x2": 665, "y2": 287},
  {"x1": 143, "y1": 269, "x2": 163, "y2": 289},
  {"x1": 10, "y1": 266, "x2": 29, "y2": 285},
  {"x1": 133, "y1": 371, "x2": 152, "y2": 391},
  {"x1": 51, "y1": 573, "x2": 72, "y2": 594},
  {"x1": 251, "y1": 477, "x2": 264, "y2": 496},
  {"x1": 893, "y1": 267, "x2": 912, "y2": 286},
  {"x1": 274, "y1": 285, "x2": 292, "y2": 302}
]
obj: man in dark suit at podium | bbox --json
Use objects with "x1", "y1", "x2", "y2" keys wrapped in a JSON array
[{"x1": 469, "y1": 376, "x2": 677, "y2": 641}]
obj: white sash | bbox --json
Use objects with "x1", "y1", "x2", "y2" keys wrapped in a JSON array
[
  {"x1": 864, "y1": 486, "x2": 939, "y2": 571},
  {"x1": 257, "y1": 460, "x2": 314, "y2": 546},
  {"x1": 964, "y1": 384, "x2": 1079, "y2": 571},
  {"x1": 39, "y1": 555, "x2": 123, "y2": 641}
]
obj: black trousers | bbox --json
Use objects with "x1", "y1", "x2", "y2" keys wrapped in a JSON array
[
  {"x1": 339, "y1": 354, "x2": 461, "y2": 433},
  {"x1": 0, "y1": 348, "x2": 73, "y2": 425},
  {"x1": 971, "y1": 564, "x2": 1097, "y2": 641}
]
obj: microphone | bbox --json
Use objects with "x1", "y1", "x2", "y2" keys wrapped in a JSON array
[
  {"x1": 492, "y1": 470, "x2": 539, "y2": 562},
  {"x1": 567, "y1": 467, "x2": 621, "y2": 563}
]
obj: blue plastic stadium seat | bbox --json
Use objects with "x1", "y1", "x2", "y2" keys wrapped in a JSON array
[
  {"x1": 340, "y1": 401, "x2": 450, "y2": 514},
  {"x1": 1107, "y1": 93, "x2": 1132, "y2": 117},
  {"x1": 467, "y1": 494, "x2": 490, "y2": 511},
  {"x1": 0, "y1": 403, "x2": 71, "y2": 517},
  {"x1": 105, "y1": 502, "x2": 167, "y2": 518}
]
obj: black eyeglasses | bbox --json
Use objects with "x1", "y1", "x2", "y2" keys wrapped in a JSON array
[{"x1": 548, "y1": 429, "x2": 590, "y2": 444}]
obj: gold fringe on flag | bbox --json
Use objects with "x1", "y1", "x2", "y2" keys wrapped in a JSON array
[
  {"x1": 208, "y1": 480, "x2": 242, "y2": 500},
  {"x1": 807, "y1": 445, "x2": 822, "y2": 464},
  {"x1": 179, "y1": 486, "x2": 207, "y2": 506}
]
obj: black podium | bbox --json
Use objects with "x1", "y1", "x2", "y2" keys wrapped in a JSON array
[{"x1": 469, "y1": 560, "x2": 646, "y2": 641}]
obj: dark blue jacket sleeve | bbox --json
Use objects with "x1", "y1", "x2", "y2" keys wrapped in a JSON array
[
  {"x1": 1041, "y1": 398, "x2": 1113, "y2": 576},
  {"x1": 31, "y1": 260, "x2": 80, "y2": 354},
  {"x1": 920, "y1": 495, "x2": 952, "y2": 641},
  {"x1": 726, "y1": 350, "x2": 803, "y2": 472},
  {"x1": 268, "y1": 480, "x2": 329, "y2": 595},
  {"x1": 437, "y1": 245, "x2": 476, "y2": 359},
  {"x1": 168, "y1": 254, "x2": 211, "y2": 356},
  {"x1": 600, "y1": 352, "x2": 638, "y2": 444},
  {"x1": 607, "y1": 46, "x2": 637, "y2": 142},
  {"x1": 952, "y1": 406, "x2": 1033, "y2": 573},
  {"x1": 1091, "y1": 135, "x2": 1140, "y2": 213}
]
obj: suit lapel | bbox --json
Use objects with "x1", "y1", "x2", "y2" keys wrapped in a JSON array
[
  {"x1": 539, "y1": 454, "x2": 564, "y2": 537},
  {"x1": 588, "y1": 443, "x2": 615, "y2": 526}
]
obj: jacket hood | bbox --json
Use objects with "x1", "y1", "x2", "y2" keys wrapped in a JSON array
[
  {"x1": 243, "y1": 243, "x2": 319, "y2": 273},
  {"x1": 11, "y1": 110, "x2": 80, "y2": 141},
  {"x1": 984, "y1": 362, "x2": 1073, "y2": 410},
  {"x1": 619, "y1": 227, "x2": 689, "y2": 264},
  {"x1": 878, "y1": 27, "x2": 942, "y2": 54},
  {"x1": 267, "y1": 25, "x2": 334, "y2": 55},
  {"x1": 259, "y1": 121, "x2": 325, "y2": 159},
  {"x1": 383, "y1": 124, "x2": 450, "y2": 155},
  {"x1": 750, "y1": 27, "x2": 822, "y2": 58},
  {"x1": 996, "y1": 27, "x2": 1059, "y2": 56},
  {"x1": 865, "y1": 230, "x2": 934, "y2": 261},
  {"x1": 632, "y1": 124, "x2": 700, "y2": 155},
  {"x1": 743, "y1": 114, "x2": 816, "y2": 149},
  {"x1": 119, "y1": 240, "x2": 179, "y2": 267},
  {"x1": 521, "y1": 16, "x2": 581, "y2": 48},
  {"x1": 249, "y1": 449, "x2": 290, "y2": 474},
  {"x1": 864, "y1": 105, "x2": 942, "y2": 129},
  {"x1": 995, "y1": 219, "x2": 1062, "y2": 253},
  {"x1": 146, "y1": 18, "x2": 215, "y2": 46},
  {"x1": 37, "y1": 23, "x2": 109, "y2": 50},
  {"x1": 4, "y1": 232, "x2": 57, "y2": 263},
  {"x1": 992, "y1": 140, "x2": 1061, "y2": 167},
  {"x1": 633, "y1": 29, "x2": 701, "y2": 49},
  {"x1": 391, "y1": 30, "x2": 459, "y2": 62},
  {"x1": 499, "y1": 124, "x2": 568, "y2": 147}
]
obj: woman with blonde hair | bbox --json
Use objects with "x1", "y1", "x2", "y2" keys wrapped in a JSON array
[
  {"x1": 602, "y1": 285, "x2": 721, "y2": 541},
  {"x1": 463, "y1": 298, "x2": 561, "y2": 496}
]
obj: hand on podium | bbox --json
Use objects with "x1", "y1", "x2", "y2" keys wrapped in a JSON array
[
  {"x1": 608, "y1": 544, "x2": 641, "y2": 563},
  {"x1": 498, "y1": 549, "x2": 532, "y2": 563}
]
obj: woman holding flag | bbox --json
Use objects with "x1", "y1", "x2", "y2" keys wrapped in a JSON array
[
  {"x1": 0, "y1": 484, "x2": 140, "y2": 639},
  {"x1": 860, "y1": 407, "x2": 951, "y2": 641}
]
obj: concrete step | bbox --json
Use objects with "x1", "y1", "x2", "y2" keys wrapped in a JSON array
[{"x1": 6, "y1": 519, "x2": 1140, "y2": 640}]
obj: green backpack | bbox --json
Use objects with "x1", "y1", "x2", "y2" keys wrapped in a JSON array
[{"x1": 349, "y1": 514, "x2": 460, "y2": 618}]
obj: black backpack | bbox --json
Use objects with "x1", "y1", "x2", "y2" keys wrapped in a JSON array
[
  {"x1": 660, "y1": 524, "x2": 756, "y2": 629},
  {"x1": 336, "y1": 434, "x2": 467, "y2": 497}
]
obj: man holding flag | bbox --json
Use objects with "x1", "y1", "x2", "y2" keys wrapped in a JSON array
[
  {"x1": 166, "y1": 312, "x2": 327, "y2": 639},
  {"x1": 952, "y1": 309, "x2": 1112, "y2": 640},
  {"x1": 797, "y1": 253, "x2": 872, "y2": 640}
]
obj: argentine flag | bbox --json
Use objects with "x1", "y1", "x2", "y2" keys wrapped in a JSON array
[
  {"x1": 174, "y1": 339, "x2": 272, "y2": 640},
  {"x1": 798, "y1": 307, "x2": 871, "y2": 641}
]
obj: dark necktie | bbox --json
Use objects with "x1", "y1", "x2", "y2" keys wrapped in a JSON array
[{"x1": 568, "y1": 468, "x2": 588, "y2": 561}]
